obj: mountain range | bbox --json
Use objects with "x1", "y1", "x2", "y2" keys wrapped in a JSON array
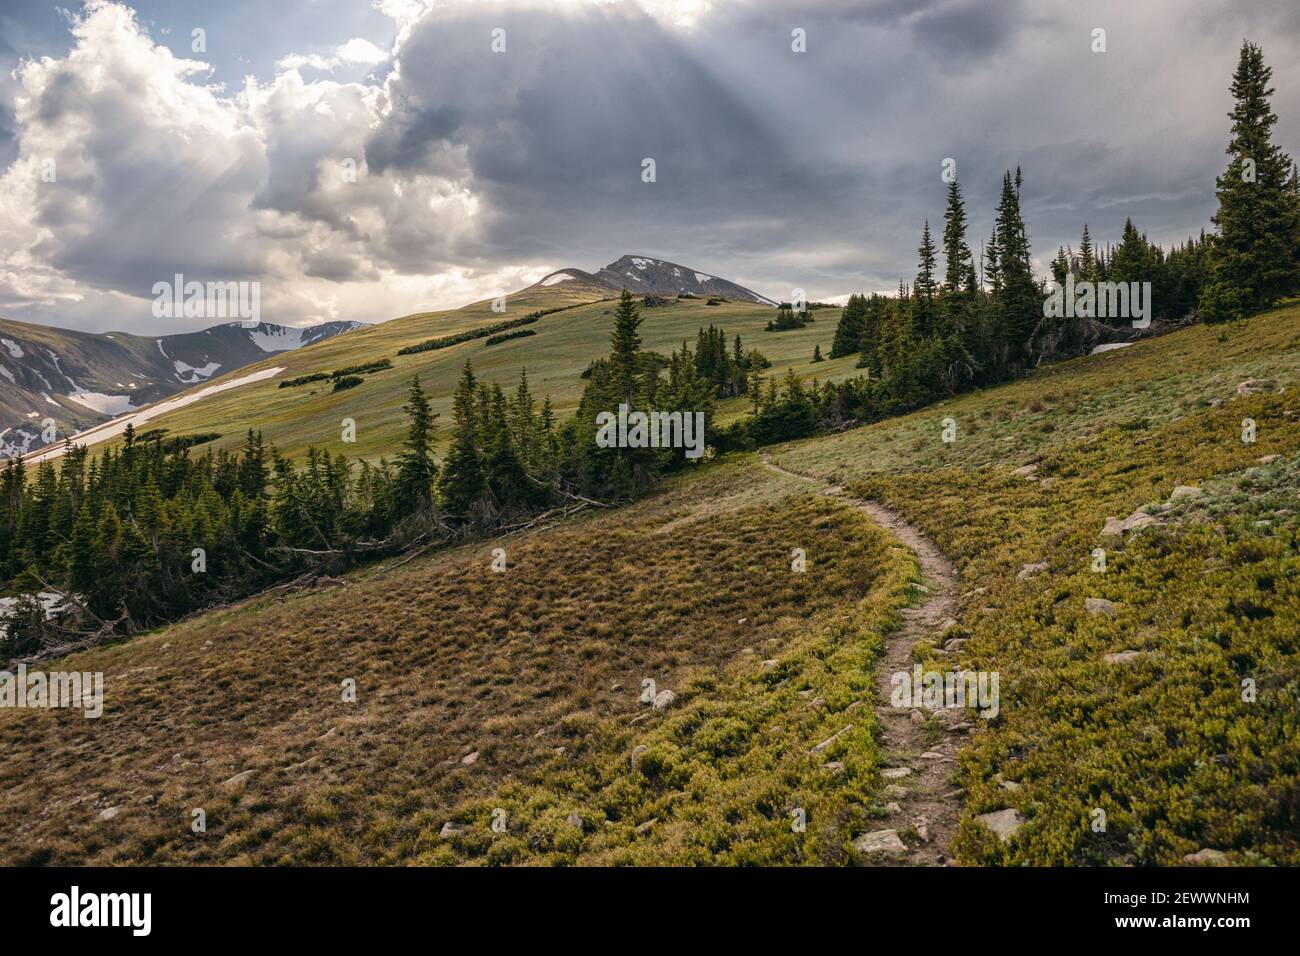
[{"x1": 0, "y1": 319, "x2": 363, "y2": 458}]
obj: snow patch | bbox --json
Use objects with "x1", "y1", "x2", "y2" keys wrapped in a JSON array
[
  {"x1": 0, "y1": 365, "x2": 14, "y2": 384},
  {"x1": 64, "y1": 390, "x2": 137, "y2": 415},
  {"x1": 173, "y1": 359, "x2": 222, "y2": 384},
  {"x1": 694, "y1": 273, "x2": 713, "y2": 284},
  {"x1": 1090, "y1": 342, "x2": 1133, "y2": 354},
  {"x1": 247, "y1": 326, "x2": 307, "y2": 352},
  {"x1": 1, "y1": 338, "x2": 22, "y2": 358},
  {"x1": 540, "y1": 272, "x2": 574, "y2": 286}
]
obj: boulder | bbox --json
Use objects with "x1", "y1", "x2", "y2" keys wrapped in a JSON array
[
  {"x1": 97, "y1": 806, "x2": 122, "y2": 822},
  {"x1": 1017, "y1": 561, "x2": 1049, "y2": 581},
  {"x1": 1183, "y1": 848, "x2": 1231, "y2": 867},
  {"x1": 461, "y1": 751, "x2": 480, "y2": 766},
  {"x1": 1169, "y1": 485, "x2": 1202, "y2": 501},
  {"x1": 439, "y1": 821, "x2": 463, "y2": 840},
  {"x1": 975, "y1": 807, "x2": 1024, "y2": 843},
  {"x1": 652, "y1": 689, "x2": 677, "y2": 710},
  {"x1": 852, "y1": 829, "x2": 908, "y2": 860}
]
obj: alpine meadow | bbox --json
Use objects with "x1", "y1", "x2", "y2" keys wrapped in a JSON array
[{"x1": 0, "y1": 0, "x2": 1298, "y2": 936}]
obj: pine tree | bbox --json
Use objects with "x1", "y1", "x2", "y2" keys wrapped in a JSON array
[
  {"x1": 438, "y1": 361, "x2": 486, "y2": 517},
  {"x1": 830, "y1": 294, "x2": 867, "y2": 358},
  {"x1": 1200, "y1": 41, "x2": 1300, "y2": 320},
  {"x1": 609, "y1": 288, "x2": 644, "y2": 400},
  {"x1": 941, "y1": 178, "x2": 973, "y2": 291},
  {"x1": 812, "y1": 344, "x2": 824, "y2": 362},
  {"x1": 394, "y1": 375, "x2": 439, "y2": 517}
]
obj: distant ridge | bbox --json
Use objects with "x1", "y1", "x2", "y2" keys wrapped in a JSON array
[{"x1": 531, "y1": 255, "x2": 778, "y2": 306}]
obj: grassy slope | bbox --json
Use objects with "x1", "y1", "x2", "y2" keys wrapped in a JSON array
[
  {"x1": 770, "y1": 301, "x2": 1300, "y2": 864},
  {"x1": 0, "y1": 460, "x2": 913, "y2": 865},
  {"x1": 10, "y1": 302, "x2": 1300, "y2": 865},
  {"x1": 68, "y1": 289, "x2": 851, "y2": 464}
]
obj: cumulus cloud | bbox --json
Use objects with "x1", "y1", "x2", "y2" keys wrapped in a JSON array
[{"x1": 1, "y1": 0, "x2": 1299, "y2": 332}]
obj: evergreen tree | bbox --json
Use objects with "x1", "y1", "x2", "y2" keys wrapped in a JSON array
[
  {"x1": 609, "y1": 289, "x2": 644, "y2": 400},
  {"x1": 394, "y1": 375, "x2": 439, "y2": 517},
  {"x1": 438, "y1": 361, "x2": 486, "y2": 516},
  {"x1": 1200, "y1": 41, "x2": 1300, "y2": 320}
]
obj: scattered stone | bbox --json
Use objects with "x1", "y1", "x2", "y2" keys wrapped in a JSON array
[
  {"x1": 610, "y1": 682, "x2": 623, "y2": 691},
  {"x1": 1169, "y1": 485, "x2": 1202, "y2": 501},
  {"x1": 1017, "y1": 561, "x2": 1049, "y2": 581},
  {"x1": 1258, "y1": 454, "x2": 1280, "y2": 465},
  {"x1": 909, "y1": 709, "x2": 926, "y2": 724},
  {"x1": 553, "y1": 746, "x2": 566, "y2": 756},
  {"x1": 995, "y1": 775, "x2": 1022, "y2": 793},
  {"x1": 810, "y1": 725, "x2": 853, "y2": 754},
  {"x1": 920, "y1": 751, "x2": 947, "y2": 760},
  {"x1": 852, "y1": 829, "x2": 908, "y2": 859},
  {"x1": 880, "y1": 767, "x2": 912, "y2": 780},
  {"x1": 1014, "y1": 463, "x2": 1039, "y2": 478},
  {"x1": 938, "y1": 618, "x2": 959, "y2": 633},
  {"x1": 631, "y1": 745, "x2": 649, "y2": 769},
  {"x1": 461, "y1": 751, "x2": 480, "y2": 766},
  {"x1": 439, "y1": 821, "x2": 463, "y2": 840},
  {"x1": 221, "y1": 770, "x2": 255, "y2": 788},
  {"x1": 915, "y1": 817, "x2": 930, "y2": 842},
  {"x1": 1085, "y1": 597, "x2": 1118, "y2": 619},
  {"x1": 635, "y1": 818, "x2": 657, "y2": 835},
  {"x1": 1235, "y1": 378, "x2": 1269, "y2": 396},
  {"x1": 911, "y1": 582, "x2": 930, "y2": 593},
  {"x1": 1100, "y1": 516, "x2": 1125, "y2": 537},
  {"x1": 882, "y1": 784, "x2": 909, "y2": 800},
  {"x1": 762, "y1": 659, "x2": 779, "y2": 668},
  {"x1": 1119, "y1": 510, "x2": 1161, "y2": 533},
  {"x1": 823, "y1": 760, "x2": 845, "y2": 774},
  {"x1": 97, "y1": 806, "x2": 122, "y2": 822},
  {"x1": 810, "y1": 697, "x2": 827, "y2": 711},
  {"x1": 949, "y1": 721, "x2": 974, "y2": 733},
  {"x1": 882, "y1": 802, "x2": 902, "y2": 815},
  {"x1": 737, "y1": 617, "x2": 748, "y2": 625},
  {"x1": 943, "y1": 638, "x2": 968, "y2": 652},
  {"x1": 566, "y1": 811, "x2": 583, "y2": 830},
  {"x1": 1183, "y1": 848, "x2": 1231, "y2": 867},
  {"x1": 628, "y1": 712, "x2": 651, "y2": 725},
  {"x1": 652, "y1": 689, "x2": 677, "y2": 710},
  {"x1": 961, "y1": 587, "x2": 989, "y2": 600},
  {"x1": 975, "y1": 808, "x2": 1024, "y2": 843}
]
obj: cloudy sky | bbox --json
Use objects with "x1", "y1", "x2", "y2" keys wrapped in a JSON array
[{"x1": 1, "y1": 0, "x2": 1298, "y2": 334}]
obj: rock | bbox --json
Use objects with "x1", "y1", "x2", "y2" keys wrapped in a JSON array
[
  {"x1": 628, "y1": 712, "x2": 651, "y2": 725},
  {"x1": 1258, "y1": 454, "x2": 1280, "y2": 465},
  {"x1": 852, "y1": 829, "x2": 908, "y2": 859},
  {"x1": 998, "y1": 778, "x2": 1022, "y2": 793},
  {"x1": 566, "y1": 811, "x2": 583, "y2": 830},
  {"x1": 221, "y1": 770, "x2": 255, "y2": 788},
  {"x1": 461, "y1": 751, "x2": 480, "y2": 766},
  {"x1": 882, "y1": 784, "x2": 909, "y2": 800},
  {"x1": 809, "y1": 725, "x2": 853, "y2": 754},
  {"x1": 761, "y1": 659, "x2": 779, "y2": 668},
  {"x1": 920, "y1": 751, "x2": 947, "y2": 760},
  {"x1": 1235, "y1": 378, "x2": 1269, "y2": 396},
  {"x1": 737, "y1": 617, "x2": 748, "y2": 625},
  {"x1": 630, "y1": 745, "x2": 649, "y2": 769},
  {"x1": 1100, "y1": 516, "x2": 1125, "y2": 537},
  {"x1": 880, "y1": 767, "x2": 912, "y2": 780},
  {"x1": 553, "y1": 746, "x2": 566, "y2": 756},
  {"x1": 1014, "y1": 463, "x2": 1039, "y2": 478},
  {"x1": 610, "y1": 682, "x2": 623, "y2": 691},
  {"x1": 915, "y1": 817, "x2": 930, "y2": 842},
  {"x1": 961, "y1": 587, "x2": 989, "y2": 600},
  {"x1": 909, "y1": 709, "x2": 926, "y2": 724},
  {"x1": 1120, "y1": 510, "x2": 1161, "y2": 533},
  {"x1": 439, "y1": 821, "x2": 463, "y2": 840},
  {"x1": 823, "y1": 761, "x2": 845, "y2": 774},
  {"x1": 1103, "y1": 650, "x2": 1144, "y2": 664},
  {"x1": 97, "y1": 806, "x2": 122, "y2": 822},
  {"x1": 652, "y1": 689, "x2": 676, "y2": 710},
  {"x1": 975, "y1": 808, "x2": 1024, "y2": 843},
  {"x1": 810, "y1": 697, "x2": 827, "y2": 711},
  {"x1": 635, "y1": 818, "x2": 657, "y2": 835},
  {"x1": 1183, "y1": 848, "x2": 1231, "y2": 867},
  {"x1": 943, "y1": 638, "x2": 968, "y2": 652},
  {"x1": 882, "y1": 802, "x2": 902, "y2": 815},
  {"x1": 1169, "y1": 485, "x2": 1202, "y2": 501},
  {"x1": 1085, "y1": 597, "x2": 1118, "y2": 619},
  {"x1": 938, "y1": 618, "x2": 959, "y2": 633},
  {"x1": 1017, "y1": 561, "x2": 1049, "y2": 581}
]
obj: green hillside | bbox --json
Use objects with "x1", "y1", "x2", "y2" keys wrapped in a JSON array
[
  {"x1": 46, "y1": 285, "x2": 848, "y2": 464},
  {"x1": 6, "y1": 299, "x2": 1299, "y2": 865}
]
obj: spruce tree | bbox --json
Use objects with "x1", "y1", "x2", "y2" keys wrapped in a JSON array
[
  {"x1": 437, "y1": 361, "x2": 486, "y2": 517},
  {"x1": 609, "y1": 288, "x2": 643, "y2": 401},
  {"x1": 394, "y1": 375, "x2": 439, "y2": 517},
  {"x1": 1200, "y1": 41, "x2": 1300, "y2": 320}
]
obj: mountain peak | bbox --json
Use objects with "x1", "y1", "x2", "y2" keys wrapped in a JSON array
[{"x1": 532, "y1": 256, "x2": 776, "y2": 305}]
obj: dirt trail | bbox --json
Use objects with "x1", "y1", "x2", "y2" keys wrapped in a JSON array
[{"x1": 760, "y1": 454, "x2": 963, "y2": 865}]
